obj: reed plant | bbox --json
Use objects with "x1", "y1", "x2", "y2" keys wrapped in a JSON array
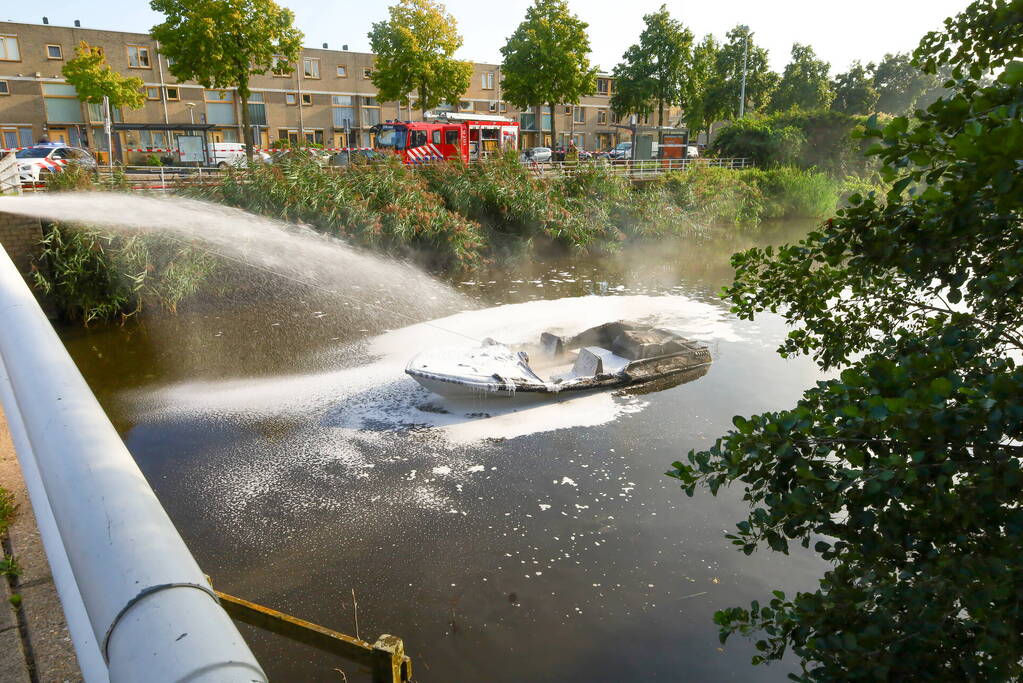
[{"x1": 34, "y1": 224, "x2": 215, "y2": 324}]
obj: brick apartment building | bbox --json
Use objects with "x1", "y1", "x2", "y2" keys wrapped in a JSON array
[{"x1": 0, "y1": 20, "x2": 680, "y2": 162}]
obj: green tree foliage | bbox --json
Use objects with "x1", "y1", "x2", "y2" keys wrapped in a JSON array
[
  {"x1": 870, "y1": 51, "x2": 939, "y2": 115},
  {"x1": 769, "y1": 43, "x2": 834, "y2": 112},
  {"x1": 684, "y1": 34, "x2": 720, "y2": 138},
  {"x1": 668, "y1": 0, "x2": 1023, "y2": 678},
  {"x1": 713, "y1": 110, "x2": 875, "y2": 176},
  {"x1": 150, "y1": 0, "x2": 303, "y2": 160},
  {"x1": 610, "y1": 5, "x2": 693, "y2": 127},
  {"x1": 706, "y1": 26, "x2": 778, "y2": 119},
  {"x1": 62, "y1": 41, "x2": 146, "y2": 109},
  {"x1": 501, "y1": 0, "x2": 597, "y2": 144},
  {"x1": 368, "y1": 0, "x2": 473, "y2": 116},
  {"x1": 831, "y1": 61, "x2": 879, "y2": 114},
  {"x1": 711, "y1": 119, "x2": 805, "y2": 168}
]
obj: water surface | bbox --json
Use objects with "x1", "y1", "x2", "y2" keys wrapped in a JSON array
[{"x1": 60, "y1": 222, "x2": 827, "y2": 682}]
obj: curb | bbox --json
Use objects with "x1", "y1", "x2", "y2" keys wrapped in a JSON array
[{"x1": 0, "y1": 406, "x2": 82, "y2": 682}]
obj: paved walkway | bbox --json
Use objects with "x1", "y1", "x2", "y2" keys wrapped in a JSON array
[{"x1": 0, "y1": 405, "x2": 82, "y2": 682}]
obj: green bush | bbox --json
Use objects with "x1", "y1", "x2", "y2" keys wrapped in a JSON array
[
  {"x1": 712, "y1": 120, "x2": 807, "y2": 168},
  {"x1": 196, "y1": 154, "x2": 487, "y2": 269},
  {"x1": 712, "y1": 110, "x2": 885, "y2": 177},
  {"x1": 33, "y1": 224, "x2": 215, "y2": 324}
]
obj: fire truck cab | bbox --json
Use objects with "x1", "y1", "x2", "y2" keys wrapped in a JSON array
[{"x1": 371, "y1": 113, "x2": 519, "y2": 164}]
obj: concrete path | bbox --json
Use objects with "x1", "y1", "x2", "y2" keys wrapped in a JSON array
[{"x1": 0, "y1": 405, "x2": 82, "y2": 682}]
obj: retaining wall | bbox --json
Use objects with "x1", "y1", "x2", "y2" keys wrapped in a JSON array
[{"x1": 0, "y1": 213, "x2": 43, "y2": 280}]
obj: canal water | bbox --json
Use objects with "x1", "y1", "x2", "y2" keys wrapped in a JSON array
[{"x1": 59, "y1": 221, "x2": 827, "y2": 681}]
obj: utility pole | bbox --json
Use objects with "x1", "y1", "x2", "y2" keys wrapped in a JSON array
[{"x1": 739, "y1": 29, "x2": 751, "y2": 119}]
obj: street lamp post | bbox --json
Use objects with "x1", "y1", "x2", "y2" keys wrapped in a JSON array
[
  {"x1": 739, "y1": 29, "x2": 752, "y2": 119},
  {"x1": 185, "y1": 101, "x2": 196, "y2": 125}
]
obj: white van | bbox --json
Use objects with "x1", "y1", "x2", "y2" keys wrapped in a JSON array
[{"x1": 208, "y1": 143, "x2": 270, "y2": 168}]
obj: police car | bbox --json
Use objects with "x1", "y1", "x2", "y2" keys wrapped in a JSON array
[{"x1": 16, "y1": 144, "x2": 97, "y2": 184}]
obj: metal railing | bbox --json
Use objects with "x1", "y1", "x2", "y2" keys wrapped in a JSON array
[
  {"x1": 0, "y1": 153, "x2": 20, "y2": 195},
  {"x1": 0, "y1": 246, "x2": 266, "y2": 682},
  {"x1": 523, "y1": 157, "x2": 753, "y2": 178},
  {"x1": 20, "y1": 156, "x2": 753, "y2": 192}
]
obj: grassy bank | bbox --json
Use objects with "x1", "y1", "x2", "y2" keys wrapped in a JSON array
[
  {"x1": 196, "y1": 153, "x2": 849, "y2": 265},
  {"x1": 36, "y1": 154, "x2": 862, "y2": 323}
]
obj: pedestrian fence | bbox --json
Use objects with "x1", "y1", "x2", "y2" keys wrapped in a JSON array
[{"x1": 19, "y1": 156, "x2": 753, "y2": 192}]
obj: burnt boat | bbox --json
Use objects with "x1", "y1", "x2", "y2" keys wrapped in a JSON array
[{"x1": 405, "y1": 321, "x2": 711, "y2": 398}]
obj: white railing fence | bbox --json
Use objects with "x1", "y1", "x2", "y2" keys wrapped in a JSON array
[
  {"x1": 0, "y1": 245, "x2": 266, "y2": 682},
  {"x1": 0, "y1": 152, "x2": 20, "y2": 195}
]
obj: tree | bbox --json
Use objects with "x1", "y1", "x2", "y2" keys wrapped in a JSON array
[
  {"x1": 610, "y1": 5, "x2": 693, "y2": 128},
  {"x1": 62, "y1": 41, "x2": 146, "y2": 149},
  {"x1": 501, "y1": 0, "x2": 597, "y2": 146},
  {"x1": 706, "y1": 25, "x2": 778, "y2": 119},
  {"x1": 668, "y1": 0, "x2": 1023, "y2": 679},
  {"x1": 870, "y1": 52, "x2": 937, "y2": 115},
  {"x1": 368, "y1": 0, "x2": 473, "y2": 117},
  {"x1": 62, "y1": 41, "x2": 146, "y2": 109},
  {"x1": 684, "y1": 34, "x2": 720, "y2": 140},
  {"x1": 150, "y1": 0, "x2": 303, "y2": 161},
  {"x1": 830, "y1": 61, "x2": 879, "y2": 115},
  {"x1": 769, "y1": 43, "x2": 833, "y2": 112}
]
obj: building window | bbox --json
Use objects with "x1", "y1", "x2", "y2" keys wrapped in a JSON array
[
  {"x1": 363, "y1": 68, "x2": 372, "y2": 79},
  {"x1": 488, "y1": 101, "x2": 497, "y2": 112},
  {"x1": 46, "y1": 44, "x2": 63, "y2": 60},
  {"x1": 1, "y1": 126, "x2": 33, "y2": 149},
  {"x1": 361, "y1": 97, "x2": 381, "y2": 126},
  {"x1": 0, "y1": 35, "x2": 20, "y2": 62},
  {"x1": 165, "y1": 86, "x2": 179, "y2": 100},
  {"x1": 247, "y1": 92, "x2": 267, "y2": 126},
  {"x1": 573, "y1": 106, "x2": 585, "y2": 123},
  {"x1": 144, "y1": 86, "x2": 159, "y2": 100},
  {"x1": 204, "y1": 89, "x2": 236, "y2": 125},
  {"x1": 302, "y1": 93, "x2": 312, "y2": 106},
  {"x1": 303, "y1": 57, "x2": 320, "y2": 79},
  {"x1": 564, "y1": 105, "x2": 572, "y2": 115},
  {"x1": 336, "y1": 64, "x2": 347, "y2": 77},
  {"x1": 500, "y1": 102, "x2": 507, "y2": 112},
  {"x1": 481, "y1": 71, "x2": 494, "y2": 89},
  {"x1": 42, "y1": 83, "x2": 85, "y2": 123},
  {"x1": 127, "y1": 45, "x2": 151, "y2": 69},
  {"x1": 272, "y1": 56, "x2": 289, "y2": 76},
  {"x1": 87, "y1": 102, "x2": 123, "y2": 123},
  {"x1": 286, "y1": 93, "x2": 297, "y2": 105},
  {"x1": 0, "y1": 80, "x2": 8, "y2": 95},
  {"x1": 596, "y1": 78, "x2": 611, "y2": 96},
  {"x1": 332, "y1": 95, "x2": 355, "y2": 128},
  {"x1": 597, "y1": 109, "x2": 607, "y2": 124},
  {"x1": 459, "y1": 101, "x2": 473, "y2": 112}
]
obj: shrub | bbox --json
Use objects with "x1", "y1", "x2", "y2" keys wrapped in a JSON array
[
  {"x1": 46, "y1": 162, "x2": 96, "y2": 192},
  {"x1": 712, "y1": 120, "x2": 806, "y2": 168},
  {"x1": 33, "y1": 224, "x2": 215, "y2": 324},
  {"x1": 196, "y1": 154, "x2": 487, "y2": 269}
]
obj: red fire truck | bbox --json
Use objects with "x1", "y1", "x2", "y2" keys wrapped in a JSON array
[{"x1": 371, "y1": 112, "x2": 519, "y2": 164}]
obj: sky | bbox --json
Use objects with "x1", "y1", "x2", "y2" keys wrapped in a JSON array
[{"x1": 3, "y1": 0, "x2": 974, "y2": 74}]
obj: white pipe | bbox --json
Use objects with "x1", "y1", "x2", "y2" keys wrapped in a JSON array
[
  {"x1": 0, "y1": 247, "x2": 266, "y2": 683},
  {"x1": 0, "y1": 353, "x2": 109, "y2": 681}
]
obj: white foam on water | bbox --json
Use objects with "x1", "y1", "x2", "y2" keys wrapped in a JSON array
[{"x1": 136, "y1": 293, "x2": 737, "y2": 443}]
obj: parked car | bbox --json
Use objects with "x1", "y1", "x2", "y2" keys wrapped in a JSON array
[
  {"x1": 269, "y1": 147, "x2": 331, "y2": 167},
  {"x1": 606, "y1": 141, "x2": 632, "y2": 160},
  {"x1": 16, "y1": 144, "x2": 96, "y2": 184},
  {"x1": 208, "y1": 142, "x2": 271, "y2": 168},
  {"x1": 328, "y1": 149, "x2": 387, "y2": 166},
  {"x1": 520, "y1": 147, "x2": 553, "y2": 163}
]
